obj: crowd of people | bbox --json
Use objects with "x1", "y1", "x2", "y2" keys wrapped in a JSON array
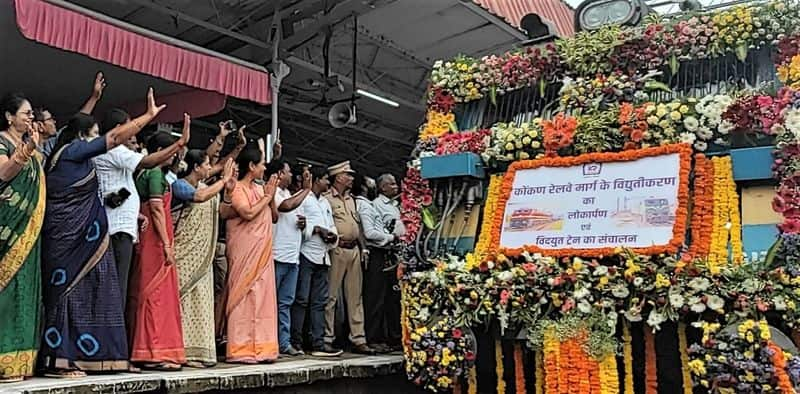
[{"x1": 0, "y1": 73, "x2": 405, "y2": 382}]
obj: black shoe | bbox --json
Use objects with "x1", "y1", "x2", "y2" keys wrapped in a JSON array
[
  {"x1": 352, "y1": 344, "x2": 377, "y2": 355},
  {"x1": 281, "y1": 345, "x2": 305, "y2": 357},
  {"x1": 371, "y1": 343, "x2": 392, "y2": 354},
  {"x1": 311, "y1": 344, "x2": 343, "y2": 357}
]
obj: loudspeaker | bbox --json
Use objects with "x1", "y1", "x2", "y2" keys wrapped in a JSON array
[{"x1": 328, "y1": 102, "x2": 357, "y2": 128}]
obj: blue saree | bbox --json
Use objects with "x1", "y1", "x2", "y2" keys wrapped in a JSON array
[{"x1": 40, "y1": 138, "x2": 129, "y2": 371}]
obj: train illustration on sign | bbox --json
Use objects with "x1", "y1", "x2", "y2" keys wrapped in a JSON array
[{"x1": 505, "y1": 208, "x2": 562, "y2": 231}]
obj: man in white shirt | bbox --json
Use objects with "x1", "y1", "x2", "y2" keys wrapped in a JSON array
[
  {"x1": 94, "y1": 109, "x2": 188, "y2": 309},
  {"x1": 291, "y1": 167, "x2": 343, "y2": 357},
  {"x1": 268, "y1": 160, "x2": 311, "y2": 357},
  {"x1": 352, "y1": 175, "x2": 395, "y2": 354},
  {"x1": 368, "y1": 173, "x2": 406, "y2": 351}
]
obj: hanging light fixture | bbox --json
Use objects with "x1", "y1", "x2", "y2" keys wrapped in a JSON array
[{"x1": 575, "y1": 0, "x2": 650, "y2": 31}]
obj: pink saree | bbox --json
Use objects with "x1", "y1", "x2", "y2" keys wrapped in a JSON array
[{"x1": 224, "y1": 181, "x2": 278, "y2": 363}]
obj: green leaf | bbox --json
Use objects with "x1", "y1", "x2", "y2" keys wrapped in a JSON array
[
  {"x1": 645, "y1": 80, "x2": 672, "y2": 94},
  {"x1": 669, "y1": 54, "x2": 679, "y2": 75},
  {"x1": 422, "y1": 207, "x2": 437, "y2": 230},
  {"x1": 449, "y1": 121, "x2": 459, "y2": 133},
  {"x1": 490, "y1": 85, "x2": 497, "y2": 107},
  {"x1": 539, "y1": 79, "x2": 547, "y2": 97},
  {"x1": 735, "y1": 44, "x2": 748, "y2": 62},
  {"x1": 764, "y1": 236, "x2": 782, "y2": 268}
]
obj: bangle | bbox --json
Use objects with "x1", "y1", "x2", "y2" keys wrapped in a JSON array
[{"x1": 222, "y1": 199, "x2": 232, "y2": 205}]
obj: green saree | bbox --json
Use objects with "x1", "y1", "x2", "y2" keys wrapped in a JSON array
[{"x1": 0, "y1": 136, "x2": 44, "y2": 379}]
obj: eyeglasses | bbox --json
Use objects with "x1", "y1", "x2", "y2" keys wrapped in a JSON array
[
  {"x1": 43, "y1": 117, "x2": 56, "y2": 123},
  {"x1": 16, "y1": 110, "x2": 33, "y2": 117}
]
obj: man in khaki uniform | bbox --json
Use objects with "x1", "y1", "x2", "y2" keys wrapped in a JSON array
[{"x1": 323, "y1": 161, "x2": 375, "y2": 355}]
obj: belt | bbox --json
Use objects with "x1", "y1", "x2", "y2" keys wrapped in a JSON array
[{"x1": 338, "y1": 239, "x2": 359, "y2": 249}]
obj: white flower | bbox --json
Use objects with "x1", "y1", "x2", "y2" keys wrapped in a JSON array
[
  {"x1": 606, "y1": 311, "x2": 619, "y2": 328},
  {"x1": 669, "y1": 292, "x2": 685, "y2": 309},
  {"x1": 688, "y1": 277, "x2": 711, "y2": 292},
  {"x1": 693, "y1": 141, "x2": 708, "y2": 151},
  {"x1": 612, "y1": 285, "x2": 630, "y2": 298},
  {"x1": 775, "y1": 296, "x2": 787, "y2": 311},
  {"x1": 594, "y1": 266, "x2": 609, "y2": 276},
  {"x1": 647, "y1": 311, "x2": 667, "y2": 330},
  {"x1": 718, "y1": 120, "x2": 734, "y2": 135},
  {"x1": 683, "y1": 116, "x2": 700, "y2": 132},
  {"x1": 679, "y1": 132, "x2": 697, "y2": 144},
  {"x1": 573, "y1": 287, "x2": 591, "y2": 300},
  {"x1": 633, "y1": 277, "x2": 644, "y2": 287},
  {"x1": 696, "y1": 126, "x2": 713, "y2": 140},
  {"x1": 688, "y1": 296, "x2": 707, "y2": 313},
  {"x1": 577, "y1": 300, "x2": 593, "y2": 314},
  {"x1": 624, "y1": 306, "x2": 643, "y2": 322},
  {"x1": 497, "y1": 271, "x2": 514, "y2": 282},
  {"x1": 706, "y1": 294, "x2": 725, "y2": 311}
]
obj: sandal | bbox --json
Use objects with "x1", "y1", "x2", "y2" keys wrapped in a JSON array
[
  {"x1": 185, "y1": 361, "x2": 208, "y2": 369},
  {"x1": 0, "y1": 376, "x2": 24, "y2": 383},
  {"x1": 127, "y1": 365, "x2": 142, "y2": 374},
  {"x1": 44, "y1": 369, "x2": 86, "y2": 379},
  {"x1": 140, "y1": 362, "x2": 182, "y2": 372}
]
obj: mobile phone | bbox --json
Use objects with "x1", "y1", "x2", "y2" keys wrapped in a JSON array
[{"x1": 224, "y1": 120, "x2": 237, "y2": 131}]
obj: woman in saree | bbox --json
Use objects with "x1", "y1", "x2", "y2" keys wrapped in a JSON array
[
  {"x1": 0, "y1": 93, "x2": 43, "y2": 383},
  {"x1": 129, "y1": 130, "x2": 191, "y2": 371},
  {"x1": 171, "y1": 149, "x2": 234, "y2": 368},
  {"x1": 40, "y1": 89, "x2": 170, "y2": 378},
  {"x1": 225, "y1": 148, "x2": 280, "y2": 363}
]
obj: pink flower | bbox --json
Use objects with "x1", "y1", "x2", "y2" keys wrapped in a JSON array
[
  {"x1": 561, "y1": 298, "x2": 575, "y2": 313},
  {"x1": 780, "y1": 218, "x2": 800, "y2": 234},
  {"x1": 500, "y1": 290, "x2": 510, "y2": 305},
  {"x1": 774, "y1": 195, "x2": 788, "y2": 213}
]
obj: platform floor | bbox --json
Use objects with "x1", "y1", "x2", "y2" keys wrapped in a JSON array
[{"x1": 0, "y1": 353, "x2": 405, "y2": 394}]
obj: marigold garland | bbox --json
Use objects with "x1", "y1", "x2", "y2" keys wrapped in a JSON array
[
  {"x1": 468, "y1": 365, "x2": 478, "y2": 394},
  {"x1": 400, "y1": 282, "x2": 411, "y2": 357},
  {"x1": 492, "y1": 144, "x2": 692, "y2": 258},
  {"x1": 543, "y1": 328, "x2": 561, "y2": 394},
  {"x1": 535, "y1": 350, "x2": 544, "y2": 394},
  {"x1": 767, "y1": 341, "x2": 797, "y2": 394},
  {"x1": 513, "y1": 343, "x2": 526, "y2": 394},
  {"x1": 677, "y1": 323, "x2": 693, "y2": 394},
  {"x1": 622, "y1": 324, "x2": 634, "y2": 394},
  {"x1": 496, "y1": 339, "x2": 506, "y2": 394},
  {"x1": 708, "y1": 156, "x2": 743, "y2": 272},
  {"x1": 474, "y1": 174, "x2": 503, "y2": 263},
  {"x1": 644, "y1": 328, "x2": 658, "y2": 394},
  {"x1": 598, "y1": 353, "x2": 619, "y2": 394},
  {"x1": 684, "y1": 154, "x2": 714, "y2": 261}
]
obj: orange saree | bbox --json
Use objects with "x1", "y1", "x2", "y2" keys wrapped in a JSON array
[{"x1": 224, "y1": 181, "x2": 278, "y2": 363}]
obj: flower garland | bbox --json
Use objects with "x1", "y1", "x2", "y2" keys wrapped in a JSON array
[
  {"x1": 534, "y1": 350, "x2": 544, "y2": 394},
  {"x1": 644, "y1": 328, "x2": 658, "y2": 394},
  {"x1": 473, "y1": 174, "x2": 503, "y2": 264},
  {"x1": 677, "y1": 323, "x2": 693, "y2": 394},
  {"x1": 493, "y1": 144, "x2": 692, "y2": 258},
  {"x1": 622, "y1": 324, "x2": 634, "y2": 394},
  {"x1": 767, "y1": 341, "x2": 797, "y2": 394},
  {"x1": 467, "y1": 366, "x2": 477, "y2": 394},
  {"x1": 543, "y1": 328, "x2": 560, "y2": 394},
  {"x1": 513, "y1": 343, "x2": 526, "y2": 394},
  {"x1": 400, "y1": 166, "x2": 433, "y2": 245},
  {"x1": 495, "y1": 340, "x2": 506, "y2": 394},
  {"x1": 598, "y1": 353, "x2": 619, "y2": 394},
  {"x1": 708, "y1": 156, "x2": 743, "y2": 272},
  {"x1": 684, "y1": 154, "x2": 714, "y2": 261}
]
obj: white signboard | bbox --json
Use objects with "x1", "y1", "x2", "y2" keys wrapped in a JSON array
[{"x1": 498, "y1": 152, "x2": 683, "y2": 253}]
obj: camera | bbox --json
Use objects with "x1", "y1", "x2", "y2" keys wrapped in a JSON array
[{"x1": 104, "y1": 188, "x2": 131, "y2": 209}]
